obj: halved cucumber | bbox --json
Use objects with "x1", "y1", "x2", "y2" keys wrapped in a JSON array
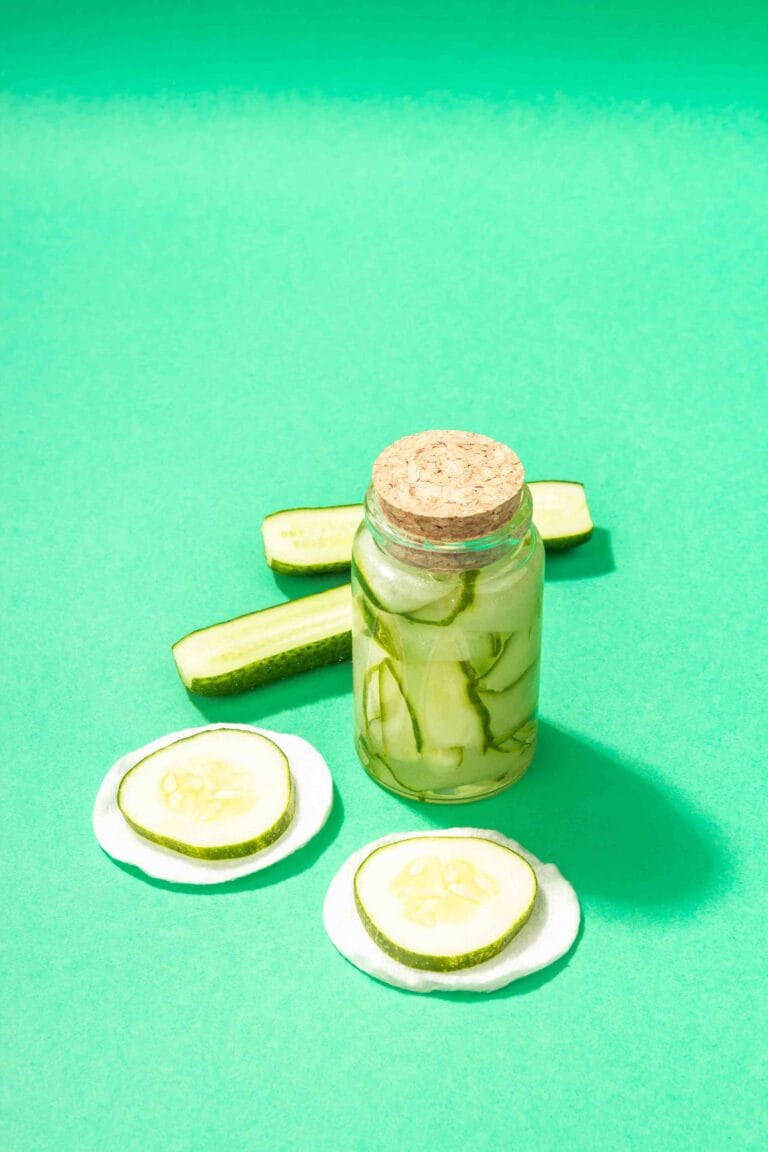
[
  {"x1": 173, "y1": 583, "x2": 352, "y2": 696},
  {"x1": 262, "y1": 482, "x2": 592, "y2": 574},
  {"x1": 528, "y1": 481, "x2": 593, "y2": 549},
  {"x1": 354, "y1": 835, "x2": 537, "y2": 971},
  {"x1": 262, "y1": 505, "x2": 364, "y2": 573},
  {"x1": 117, "y1": 727, "x2": 294, "y2": 859}
]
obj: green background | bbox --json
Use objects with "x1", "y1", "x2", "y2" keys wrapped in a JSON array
[{"x1": 2, "y1": 4, "x2": 766, "y2": 1149}]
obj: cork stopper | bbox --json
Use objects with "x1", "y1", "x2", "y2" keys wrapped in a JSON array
[{"x1": 372, "y1": 430, "x2": 524, "y2": 543}]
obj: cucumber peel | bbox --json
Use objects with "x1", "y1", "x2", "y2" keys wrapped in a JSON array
[
  {"x1": 353, "y1": 834, "x2": 537, "y2": 972},
  {"x1": 117, "y1": 727, "x2": 294, "y2": 859},
  {"x1": 173, "y1": 583, "x2": 352, "y2": 696}
]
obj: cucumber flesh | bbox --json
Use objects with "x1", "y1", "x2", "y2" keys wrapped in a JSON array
[
  {"x1": 173, "y1": 583, "x2": 352, "y2": 696},
  {"x1": 117, "y1": 728, "x2": 294, "y2": 859},
  {"x1": 528, "y1": 481, "x2": 593, "y2": 549},
  {"x1": 354, "y1": 835, "x2": 537, "y2": 971},
  {"x1": 262, "y1": 505, "x2": 363, "y2": 573}
]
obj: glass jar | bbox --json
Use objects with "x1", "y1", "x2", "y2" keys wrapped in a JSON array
[{"x1": 352, "y1": 433, "x2": 544, "y2": 803}]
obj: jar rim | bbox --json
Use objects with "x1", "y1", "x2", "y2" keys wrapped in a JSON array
[{"x1": 363, "y1": 484, "x2": 534, "y2": 571}]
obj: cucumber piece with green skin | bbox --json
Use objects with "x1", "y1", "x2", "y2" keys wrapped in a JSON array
[
  {"x1": 353, "y1": 530, "x2": 457, "y2": 615},
  {"x1": 262, "y1": 505, "x2": 363, "y2": 574},
  {"x1": 173, "y1": 583, "x2": 352, "y2": 696},
  {"x1": 528, "y1": 481, "x2": 593, "y2": 549},
  {"x1": 379, "y1": 660, "x2": 423, "y2": 760},
  {"x1": 263, "y1": 481, "x2": 592, "y2": 575},
  {"x1": 117, "y1": 728, "x2": 295, "y2": 859},
  {"x1": 354, "y1": 835, "x2": 537, "y2": 971},
  {"x1": 403, "y1": 570, "x2": 477, "y2": 625},
  {"x1": 372, "y1": 607, "x2": 504, "y2": 667},
  {"x1": 477, "y1": 619, "x2": 541, "y2": 693},
  {"x1": 400, "y1": 660, "x2": 485, "y2": 754},
  {"x1": 479, "y1": 660, "x2": 540, "y2": 747}
]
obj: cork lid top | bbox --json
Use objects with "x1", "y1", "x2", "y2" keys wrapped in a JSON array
[{"x1": 372, "y1": 430, "x2": 524, "y2": 543}]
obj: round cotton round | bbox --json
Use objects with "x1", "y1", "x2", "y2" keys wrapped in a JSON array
[
  {"x1": 323, "y1": 828, "x2": 580, "y2": 993},
  {"x1": 94, "y1": 723, "x2": 333, "y2": 884}
]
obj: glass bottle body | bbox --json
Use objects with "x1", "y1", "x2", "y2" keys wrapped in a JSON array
[{"x1": 352, "y1": 485, "x2": 544, "y2": 803}]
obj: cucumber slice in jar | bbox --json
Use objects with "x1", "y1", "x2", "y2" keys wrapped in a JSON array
[
  {"x1": 528, "y1": 481, "x2": 593, "y2": 549},
  {"x1": 379, "y1": 660, "x2": 423, "y2": 761},
  {"x1": 477, "y1": 620, "x2": 541, "y2": 693},
  {"x1": 403, "y1": 571, "x2": 476, "y2": 625},
  {"x1": 116, "y1": 728, "x2": 294, "y2": 859},
  {"x1": 353, "y1": 835, "x2": 537, "y2": 971},
  {"x1": 262, "y1": 505, "x2": 364, "y2": 573},
  {"x1": 479, "y1": 661, "x2": 540, "y2": 747},
  {"x1": 173, "y1": 583, "x2": 352, "y2": 696},
  {"x1": 353, "y1": 531, "x2": 456, "y2": 615},
  {"x1": 401, "y1": 661, "x2": 485, "y2": 754}
]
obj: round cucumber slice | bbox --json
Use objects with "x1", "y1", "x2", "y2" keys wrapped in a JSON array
[
  {"x1": 94, "y1": 724, "x2": 333, "y2": 885},
  {"x1": 324, "y1": 829, "x2": 580, "y2": 993},
  {"x1": 353, "y1": 835, "x2": 536, "y2": 971},
  {"x1": 117, "y1": 728, "x2": 294, "y2": 859}
]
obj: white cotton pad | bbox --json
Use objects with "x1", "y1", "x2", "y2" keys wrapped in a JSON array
[
  {"x1": 94, "y1": 723, "x2": 333, "y2": 885},
  {"x1": 323, "y1": 828, "x2": 580, "y2": 993}
]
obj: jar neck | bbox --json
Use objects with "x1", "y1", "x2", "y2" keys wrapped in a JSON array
[{"x1": 364, "y1": 484, "x2": 534, "y2": 572}]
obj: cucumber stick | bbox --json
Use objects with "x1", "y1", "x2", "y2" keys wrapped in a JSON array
[
  {"x1": 261, "y1": 480, "x2": 592, "y2": 573},
  {"x1": 173, "y1": 583, "x2": 352, "y2": 696},
  {"x1": 354, "y1": 835, "x2": 537, "y2": 971},
  {"x1": 262, "y1": 505, "x2": 364, "y2": 574},
  {"x1": 117, "y1": 728, "x2": 294, "y2": 859},
  {"x1": 529, "y1": 481, "x2": 593, "y2": 549}
]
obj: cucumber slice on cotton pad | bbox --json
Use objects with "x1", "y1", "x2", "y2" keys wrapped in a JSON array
[
  {"x1": 117, "y1": 728, "x2": 294, "y2": 860},
  {"x1": 323, "y1": 829, "x2": 580, "y2": 993},
  {"x1": 528, "y1": 481, "x2": 593, "y2": 549},
  {"x1": 93, "y1": 724, "x2": 333, "y2": 885}
]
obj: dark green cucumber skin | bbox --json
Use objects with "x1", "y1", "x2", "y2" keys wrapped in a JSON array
[
  {"x1": 353, "y1": 839, "x2": 537, "y2": 971},
  {"x1": 176, "y1": 632, "x2": 352, "y2": 697},
  {"x1": 267, "y1": 558, "x2": 352, "y2": 575},
  {"x1": 538, "y1": 529, "x2": 593, "y2": 551}
]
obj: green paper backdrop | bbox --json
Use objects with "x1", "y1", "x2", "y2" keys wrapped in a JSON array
[{"x1": 2, "y1": 4, "x2": 766, "y2": 1150}]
